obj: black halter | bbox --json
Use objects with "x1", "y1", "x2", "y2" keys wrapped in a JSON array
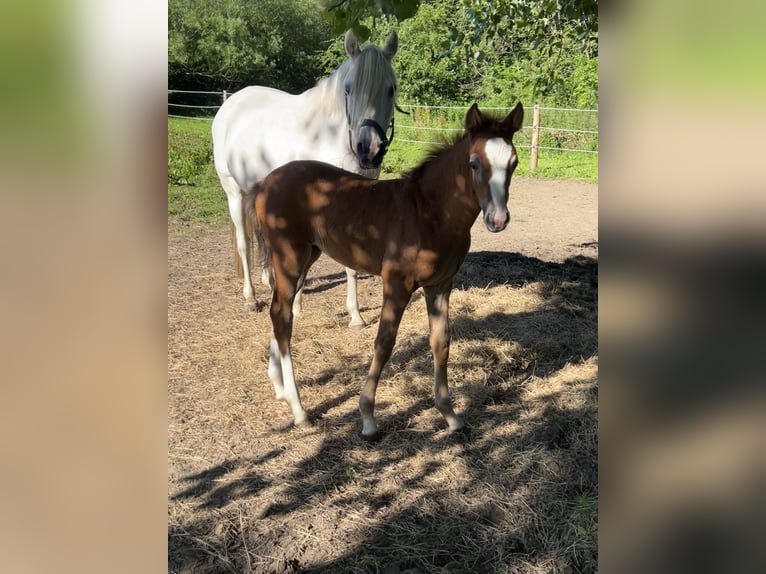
[
  {"x1": 360, "y1": 117, "x2": 394, "y2": 155},
  {"x1": 345, "y1": 94, "x2": 395, "y2": 160}
]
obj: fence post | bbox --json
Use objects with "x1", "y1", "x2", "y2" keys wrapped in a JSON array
[
  {"x1": 530, "y1": 104, "x2": 540, "y2": 170},
  {"x1": 222, "y1": 90, "x2": 228, "y2": 103}
]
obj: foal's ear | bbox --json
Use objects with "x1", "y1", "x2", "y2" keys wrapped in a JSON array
[
  {"x1": 502, "y1": 102, "x2": 524, "y2": 134},
  {"x1": 383, "y1": 31, "x2": 398, "y2": 61},
  {"x1": 345, "y1": 29, "x2": 361, "y2": 59},
  {"x1": 465, "y1": 103, "x2": 483, "y2": 132}
]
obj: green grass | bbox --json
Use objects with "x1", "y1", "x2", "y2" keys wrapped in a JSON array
[
  {"x1": 515, "y1": 147, "x2": 598, "y2": 181},
  {"x1": 168, "y1": 116, "x2": 598, "y2": 225},
  {"x1": 168, "y1": 183, "x2": 229, "y2": 226},
  {"x1": 382, "y1": 139, "x2": 598, "y2": 182},
  {"x1": 167, "y1": 118, "x2": 229, "y2": 225}
]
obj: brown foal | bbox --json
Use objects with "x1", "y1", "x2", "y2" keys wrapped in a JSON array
[{"x1": 246, "y1": 102, "x2": 524, "y2": 438}]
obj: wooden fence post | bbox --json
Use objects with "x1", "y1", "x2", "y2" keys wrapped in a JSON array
[{"x1": 530, "y1": 104, "x2": 540, "y2": 170}]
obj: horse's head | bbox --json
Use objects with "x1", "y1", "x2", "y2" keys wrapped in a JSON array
[
  {"x1": 342, "y1": 30, "x2": 398, "y2": 170},
  {"x1": 465, "y1": 102, "x2": 524, "y2": 232}
]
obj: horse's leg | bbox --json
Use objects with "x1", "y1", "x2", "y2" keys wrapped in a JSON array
[
  {"x1": 359, "y1": 277, "x2": 412, "y2": 439},
  {"x1": 292, "y1": 288, "x2": 303, "y2": 316},
  {"x1": 221, "y1": 178, "x2": 256, "y2": 310},
  {"x1": 292, "y1": 247, "x2": 322, "y2": 316},
  {"x1": 269, "y1": 249, "x2": 312, "y2": 428},
  {"x1": 345, "y1": 267, "x2": 366, "y2": 330},
  {"x1": 424, "y1": 281, "x2": 464, "y2": 432},
  {"x1": 262, "y1": 268, "x2": 273, "y2": 288}
]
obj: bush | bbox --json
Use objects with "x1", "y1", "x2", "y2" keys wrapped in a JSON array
[{"x1": 167, "y1": 121, "x2": 213, "y2": 186}]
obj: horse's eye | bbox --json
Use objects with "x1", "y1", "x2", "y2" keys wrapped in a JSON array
[
  {"x1": 344, "y1": 84, "x2": 351, "y2": 95},
  {"x1": 469, "y1": 159, "x2": 480, "y2": 172}
]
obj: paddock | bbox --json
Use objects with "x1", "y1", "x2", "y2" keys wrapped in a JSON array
[{"x1": 168, "y1": 176, "x2": 598, "y2": 573}]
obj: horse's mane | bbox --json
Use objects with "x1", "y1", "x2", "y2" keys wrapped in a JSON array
[
  {"x1": 403, "y1": 114, "x2": 511, "y2": 181},
  {"x1": 314, "y1": 44, "x2": 395, "y2": 112},
  {"x1": 349, "y1": 45, "x2": 396, "y2": 96}
]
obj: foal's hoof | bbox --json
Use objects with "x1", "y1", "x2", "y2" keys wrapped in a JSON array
[
  {"x1": 448, "y1": 424, "x2": 471, "y2": 442},
  {"x1": 447, "y1": 425, "x2": 471, "y2": 444}
]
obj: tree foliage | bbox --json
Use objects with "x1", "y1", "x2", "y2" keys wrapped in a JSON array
[
  {"x1": 169, "y1": 0, "x2": 332, "y2": 93},
  {"x1": 318, "y1": 0, "x2": 597, "y2": 50},
  {"x1": 317, "y1": 0, "x2": 421, "y2": 41},
  {"x1": 317, "y1": 0, "x2": 597, "y2": 97},
  {"x1": 168, "y1": 0, "x2": 598, "y2": 107}
]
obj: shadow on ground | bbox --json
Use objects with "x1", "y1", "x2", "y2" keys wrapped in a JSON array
[{"x1": 169, "y1": 251, "x2": 598, "y2": 573}]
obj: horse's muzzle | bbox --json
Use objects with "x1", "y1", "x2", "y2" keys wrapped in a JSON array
[
  {"x1": 356, "y1": 118, "x2": 391, "y2": 169},
  {"x1": 358, "y1": 146, "x2": 387, "y2": 169}
]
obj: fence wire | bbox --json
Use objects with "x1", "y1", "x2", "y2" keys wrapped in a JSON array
[{"x1": 168, "y1": 91, "x2": 598, "y2": 157}]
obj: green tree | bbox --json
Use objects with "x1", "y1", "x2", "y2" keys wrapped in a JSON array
[
  {"x1": 318, "y1": 0, "x2": 421, "y2": 40},
  {"x1": 394, "y1": 1, "x2": 478, "y2": 104},
  {"x1": 169, "y1": 0, "x2": 333, "y2": 93},
  {"x1": 318, "y1": 0, "x2": 598, "y2": 96},
  {"x1": 318, "y1": 0, "x2": 597, "y2": 48}
]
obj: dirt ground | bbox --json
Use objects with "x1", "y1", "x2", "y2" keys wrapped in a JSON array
[{"x1": 168, "y1": 176, "x2": 598, "y2": 573}]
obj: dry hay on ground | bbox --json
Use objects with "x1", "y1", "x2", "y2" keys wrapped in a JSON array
[{"x1": 169, "y1": 178, "x2": 598, "y2": 573}]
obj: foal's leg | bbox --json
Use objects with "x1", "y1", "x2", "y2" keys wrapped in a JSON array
[
  {"x1": 424, "y1": 281, "x2": 464, "y2": 432},
  {"x1": 221, "y1": 178, "x2": 256, "y2": 309},
  {"x1": 359, "y1": 277, "x2": 412, "y2": 439},
  {"x1": 269, "y1": 250, "x2": 313, "y2": 428},
  {"x1": 345, "y1": 267, "x2": 366, "y2": 330},
  {"x1": 267, "y1": 337, "x2": 285, "y2": 401}
]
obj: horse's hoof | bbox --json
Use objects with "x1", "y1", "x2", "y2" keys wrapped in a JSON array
[
  {"x1": 246, "y1": 300, "x2": 267, "y2": 312},
  {"x1": 361, "y1": 431, "x2": 382, "y2": 443},
  {"x1": 348, "y1": 319, "x2": 366, "y2": 331},
  {"x1": 294, "y1": 418, "x2": 313, "y2": 430}
]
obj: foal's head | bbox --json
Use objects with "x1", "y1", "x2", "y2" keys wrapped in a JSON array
[
  {"x1": 341, "y1": 30, "x2": 398, "y2": 170},
  {"x1": 465, "y1": 103, "x2": 524, "y2": 232}
]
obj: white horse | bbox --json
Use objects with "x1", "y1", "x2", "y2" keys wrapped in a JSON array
[{"x1": 212, "y1": 30, "x2": 399, "y2": 329}]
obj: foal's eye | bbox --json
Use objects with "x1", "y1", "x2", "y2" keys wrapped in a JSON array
[{"x1": 344, "y1": 84, "x2": 351, "y2": 95}]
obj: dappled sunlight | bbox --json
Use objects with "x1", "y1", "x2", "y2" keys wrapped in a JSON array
[
  {"x1": 169, "y1": 153, "x2": 597, "y2": 572},
  {"x1": 311, "y1": 181, "x2": 336, "y2": 198},
  {"x1": 265, "y1": 213, "x2": 288, "y2": 230}
]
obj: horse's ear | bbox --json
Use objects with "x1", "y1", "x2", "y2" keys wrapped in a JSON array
[
  {"x1": 465, "y1": 103, "x2": 482, "y2": 132},
  {"x1": 502, "y1": 102, "x2": 524, "y2": 134},
  {"x1": 383, "y1": 32, "x2": 398, "y2": 61},
  {"x1": 345, "y1": 29, "x2": 361, "y2": 59}
]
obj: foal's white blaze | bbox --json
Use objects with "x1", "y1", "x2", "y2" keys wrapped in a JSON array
[{"x1": 484, "y1": 138, "x2": 514, "y2": 227}]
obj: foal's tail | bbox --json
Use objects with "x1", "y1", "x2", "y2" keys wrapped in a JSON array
[{"x1": 243, "y1": 183, "x2": 272, "y2": 273}]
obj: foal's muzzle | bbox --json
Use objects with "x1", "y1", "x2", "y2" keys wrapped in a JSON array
[{"x1": 483, "y1": 204, "x2": 510, "y2": 233}]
